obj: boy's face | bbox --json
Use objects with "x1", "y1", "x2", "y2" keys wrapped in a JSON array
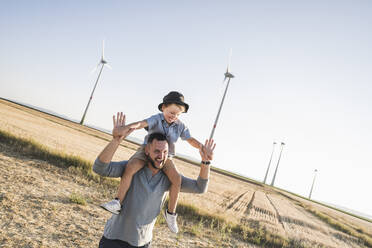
[{"x1": 162, "y1": 104, "x2": 184, "y2": 124}]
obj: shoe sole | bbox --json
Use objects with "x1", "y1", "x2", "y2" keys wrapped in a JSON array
[{"x1": 100, "y1": 205, "x2": 120, "y2": 215}]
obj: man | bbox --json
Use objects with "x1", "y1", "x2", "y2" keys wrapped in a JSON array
[{"x1": 93, "y1": 113, "x2": 215, "y2": 248}]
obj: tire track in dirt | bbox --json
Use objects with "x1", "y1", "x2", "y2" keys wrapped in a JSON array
[
  {"x1": 219, "y1": 190, "x2": 254, "y2": 217},
  {"x1": 241, "y1": 191, "x2": 286, "y2": 235},
  {"x1": 227, "y1": 191, "x2": 249, "y2": 210},
  {"x1": 266, "y1": 194, "x2": 286, "y2": 231},
  {"x1": 245, "y1": 191, "x2": 256, "y2": 216}
]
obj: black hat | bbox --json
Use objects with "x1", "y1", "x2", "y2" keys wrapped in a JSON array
[{"x1": 158, "y1": 91, "x2": 189, "y2": 113}]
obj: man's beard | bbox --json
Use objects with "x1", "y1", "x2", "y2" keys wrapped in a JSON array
[{"x1": 146, "y1": 154, "x2": 164, "y2": 170}]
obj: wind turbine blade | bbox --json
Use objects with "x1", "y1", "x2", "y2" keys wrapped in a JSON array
[
  {"x1": 222, "y1": 76, "x2": 227, "y2": 84},
  {"x1": 105, "y1": 64, "x2": 112, "y2": 69},
  {"x1": 227, "y1": 48, "x2": 232, "y2": 73},
  {"x1": 102, "y1": 40, "x2": 105, "y2": 60},
  {"x1": 91, "y1": 63, "x2": 100, "y2": 74}
]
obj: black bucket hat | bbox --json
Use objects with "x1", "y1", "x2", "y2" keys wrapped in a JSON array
[{"x1": 158, "y1": 91, "x2": 189, "y2": 113}]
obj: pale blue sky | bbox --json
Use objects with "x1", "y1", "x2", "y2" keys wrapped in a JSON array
[{"x1": 1, "y1": 1, "x2": 372, "y2": 217}]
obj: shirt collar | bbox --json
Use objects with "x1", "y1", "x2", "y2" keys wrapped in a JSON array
[
  {"x1": 143, "y1": 163, "x2": 163, "y2": 181},
  {"x1": 160, "y1": 113, "x2": 179, "y2": 127}
]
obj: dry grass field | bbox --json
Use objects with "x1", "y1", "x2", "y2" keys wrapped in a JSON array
[{"x1": 1, "y1": 98, "x2": 371, "y2": 248}]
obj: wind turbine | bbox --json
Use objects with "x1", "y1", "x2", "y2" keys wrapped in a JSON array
[
  {"x1": 80, "y1": 40, "x2": 111, "y2": 125},
  {"x1": 209, "y1": 49, "x2": 235, "y2": 140},
  {"x1": 271, "y1": 142, "x2": 285, "y2": 186},
  {"x1": 263, "y1": 142, "x2": 277, "y2": 184},
  {"x1": 309, "y1": 169, "x2": 318, "y2": 199}
]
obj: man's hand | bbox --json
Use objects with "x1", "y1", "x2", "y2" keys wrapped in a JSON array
[
  {"x1": 199, "y1": 139, "x2": 216, "y2": 162},
  {"x1": 112, "y1": 112, "x2": 135, "y2": 142}
]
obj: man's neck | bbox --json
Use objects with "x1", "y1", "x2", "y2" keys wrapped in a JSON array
[{"x1": 147, "y1": 163, "x2": 161, "y2": 176}]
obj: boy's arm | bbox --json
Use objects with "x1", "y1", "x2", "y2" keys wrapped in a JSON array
[
  {"x1": 187, "y1": 137, "x2": 203, "y2": 150},
  {"x1": 127, "y1": 120, "x2": 148, "y2": 130}
]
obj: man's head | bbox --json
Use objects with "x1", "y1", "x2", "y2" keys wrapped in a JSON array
[{"x1": 145, "y1": 132, "x2": 169, "y2": 170}]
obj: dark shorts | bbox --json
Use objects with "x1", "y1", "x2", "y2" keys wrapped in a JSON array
[{"x1": 98, "y1": 236, "x2": 151, "y2": 248}]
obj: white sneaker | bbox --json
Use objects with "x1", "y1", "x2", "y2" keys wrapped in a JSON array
[
  {"x1": 163, "y1": 209, "x2": 179, "y2": 233},
  {"x1": 100, "y1": 199, "x2": 121, "y2": 215}
]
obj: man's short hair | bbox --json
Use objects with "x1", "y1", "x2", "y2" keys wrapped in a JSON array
[{"x1": 147, "y1": 132, "x2": 168, "y2": 144}]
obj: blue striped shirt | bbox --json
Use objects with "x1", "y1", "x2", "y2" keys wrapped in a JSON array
[{"x1": 144, "y1": 113, "x2": 191, "y2": 156}]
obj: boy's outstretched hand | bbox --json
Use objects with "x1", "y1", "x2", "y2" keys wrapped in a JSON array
[
  {"x1": 199, "y1": 139, "x2": 216, "y2": 162},
  {"x1": 112, "y1": 112, "x2": 135, "y2": 142}
]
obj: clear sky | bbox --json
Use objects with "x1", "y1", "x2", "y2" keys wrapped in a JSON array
[{"x1": 1, "y1": 1, "x2": 372, "y2": 217}]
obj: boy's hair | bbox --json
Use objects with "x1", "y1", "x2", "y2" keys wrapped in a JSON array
[{"x1": 148, "y1": 132, "x2": 168, "y2": 144}]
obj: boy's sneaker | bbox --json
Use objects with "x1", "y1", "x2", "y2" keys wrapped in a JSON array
[
  {"x1": 100, "y1": 199, "x2": 121, "y2": 215},
  {"x1": 163, "y1": 209, "x2": 179, "y2": 233}
]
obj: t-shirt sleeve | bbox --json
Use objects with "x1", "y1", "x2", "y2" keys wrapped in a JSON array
[
  {"x1": 180, "y1": 175, "x2": 208, "y2": 193},
  {"x1": 180, "y1": 124, "x2": 191, "y2": 140},
  {"x1": 93, "y1": 159, "x2": 128, "y2": 177},
  {"x1": 145, "y1": 114, "x2": 160, "y2": 131}
]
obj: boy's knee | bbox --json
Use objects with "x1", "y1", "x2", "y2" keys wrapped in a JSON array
[{"x1": 126, "y1": 159, "x2": 145, "y2": 175}]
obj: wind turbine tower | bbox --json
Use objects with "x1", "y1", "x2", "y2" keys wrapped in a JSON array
[
  {"x1": 263, "y1": 142, "x2": 277, "y2": 184},
  {"x1": 80, "y1": 40, "x2": 112, "y2": 125},
  {"x1": 209, "y1": 49, "x2": 235, "y2": 140},
  {"x1": 271, "y1": 142, "x2": 285, "y2": 186},
  {"x1": 309, "y1": 169, "x2": 318, "y2": 199}
]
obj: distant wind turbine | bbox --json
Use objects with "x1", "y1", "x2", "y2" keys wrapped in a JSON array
[
  {"x1": 309, "y1": 169, "x2": 318, "y2": 199},
  {"x1": 80, "y1": 40, "x2": 111, "y2": 125},
  {"x1": 209, "y1": 49, "x2": 235, "y2": 140},
  {"x1": 271, "y1": 142, "x2": 285, "y2": 186},
  {"x1": 263, "y1": 142, "x2": 277, "y2": 184}
]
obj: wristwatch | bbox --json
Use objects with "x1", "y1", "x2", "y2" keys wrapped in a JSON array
[{"x1": 201, "y1": 161, "x2": 211, "y2": 165}]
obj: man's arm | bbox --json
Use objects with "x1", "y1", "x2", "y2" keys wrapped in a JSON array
[
  {"x1": 97, "y1": 137, "x2": 122, "y2": 164},
  {"x1": 93, "y1": 159, "x2": 128, "y2": 177},
  {"x1": 180, "y1": 139, "x2": 216, "y2": 193},
  {"x1": 92, "y1": 112, "x2": 134, "y2": 177}
]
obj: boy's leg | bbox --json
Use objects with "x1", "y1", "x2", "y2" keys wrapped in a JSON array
[
  {"x1": 163, "y1": 159, "x2": 181, "y2": 213},
  {"x1": 117, "y1": 158, "x2": 145, "y2": 202},
  {"x1": 100, "y1": 158, "x2": 144, "y2": 214},
  {"x1": 101, "y1": 146, "x2": 147, "y2": 214},
  {"x1": 162, "y1": 159, "x2": 181, "y2": 233}
]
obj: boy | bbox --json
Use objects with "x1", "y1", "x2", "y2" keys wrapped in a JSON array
[{"x1": 101, "y1": 91, "x2": 203, "y2": 233}]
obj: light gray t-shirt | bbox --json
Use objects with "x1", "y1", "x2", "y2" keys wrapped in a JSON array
[
  {"x1": 93, "y1": 159, "x2": 208, "y2": 246},
  {"x1": 144, "y1": 113, "x2": 191, "y2": 156}
]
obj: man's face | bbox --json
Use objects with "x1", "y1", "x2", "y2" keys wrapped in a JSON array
[{"x1": 146, "y1": 139, "x2": 168, "y2": 170}]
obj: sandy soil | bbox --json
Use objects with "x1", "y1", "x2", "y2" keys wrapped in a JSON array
[
  {"x1": 0, "y1": 142, "x2": 252, "y2": 248},
  {"x1": 1, "y1": 99, "x2": 371, "y2": 248}
]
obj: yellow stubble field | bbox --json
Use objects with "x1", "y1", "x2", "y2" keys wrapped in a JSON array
[{"x1": 1, "y1": 98, "x2": 371, "y2": 248}]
